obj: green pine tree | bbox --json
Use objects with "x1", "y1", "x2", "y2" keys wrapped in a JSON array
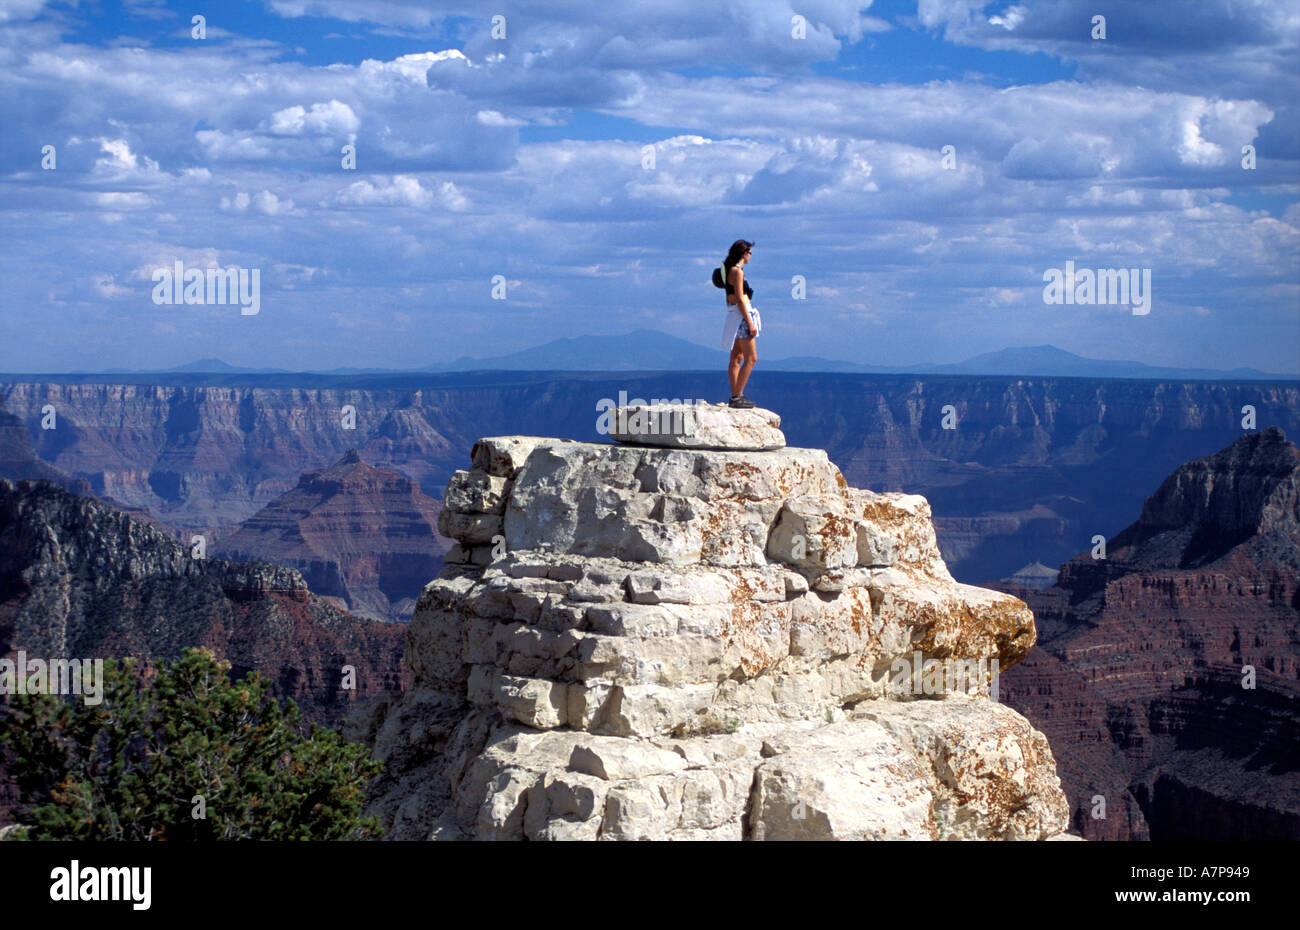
[{"x1": 0, "y1": 648, "x2": 383, "y2": 840}]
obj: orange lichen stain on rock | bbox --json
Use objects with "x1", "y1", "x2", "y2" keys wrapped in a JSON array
[
  {"x1": 723, "y1": 576, "x2": 784, "y2": 677},
  {"x1": 723, "y1": 575, "x2": 757, "y2": 646},
  {"x1": 712, "y1": 463, "x2": 770, "y2": 503},
  {"x1": 720, "y1": 461, "x2": 761, "y2": 484},
  {"x1": 945, "y1": 741, "x2": 1023, "y2": 837},
  {"x1": 893, "y1": 590, "x2": 1036, "y2": 668},
  {"x1": 699, "y1": 504, "x2": 728, "y2": 541},
  {"x1": 853, "y1": 499, "x2": 908, "y2": 531},
  {"x1": 856, "y1": 650, "x2": 893, "y2": 674},
  {"x1": 964, "y1": 597, "x2": 1037, "y2": 663},
  {"x1": 816, "y1": 511, "x2": 853, "y2": 552},
  {"x1": 772, "y1": 463, "x2": 816, "y2": 498},
  {"x1": 845, "y1": 591, "x2": 870, "y2": 638}
]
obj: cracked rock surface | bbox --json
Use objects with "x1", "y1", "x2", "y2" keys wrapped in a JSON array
[{"x1": 354, "y1": 411, "x2": 1071, "y2": 840}]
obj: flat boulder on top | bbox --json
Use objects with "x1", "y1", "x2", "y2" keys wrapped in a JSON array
[{"x1": 610, "y1": 402, "x2": 785, "y2": 451}]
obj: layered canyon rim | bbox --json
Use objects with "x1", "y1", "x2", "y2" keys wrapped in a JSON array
[
  {"x1": 999, "y1": 427, "x2": 1300, "y2": 841},
  {"x1": 3, "y1": 373, "x2": 1297, "y2": 585},
  {"x1": 214, "y1": 449, "x2": 452, "y2": 623}
]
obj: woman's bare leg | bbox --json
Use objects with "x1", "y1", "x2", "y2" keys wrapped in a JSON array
[
  {"x1": 728, "y1": 343, "x2": 745, "y2": 396},
  {"x1": 734, "y1": 337, "x2": 757, "y2": 396}
]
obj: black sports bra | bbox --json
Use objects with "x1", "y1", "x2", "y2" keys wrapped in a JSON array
[{"x1": 724, "y1": 267, "x2": 754, "y2": 300}]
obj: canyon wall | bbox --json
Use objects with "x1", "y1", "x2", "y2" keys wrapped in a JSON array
[
  {"x1": 214, "y1": 450, "x2": 452, "y2": 622},
  {"x1": 3, "y1": 373, "x2": 1296, "y2": 583},
  {"x1": 998, "y1": 427, "x2": 1300, "y2": 840},
  {"x1": 0, "y1": 478, "x2": 405, "y2": 726}
]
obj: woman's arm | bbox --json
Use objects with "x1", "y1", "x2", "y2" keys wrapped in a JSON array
[{"x1": 729, "y1": 267, "x2": 755, "y2": 332}]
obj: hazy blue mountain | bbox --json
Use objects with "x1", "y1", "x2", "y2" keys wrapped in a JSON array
[
  {"x1": 49, "y1": 334, "x2": 1297, "y2": 380},
  {"x1": 761, "y1": 355, "x2": 898, "y2": 373},
  {"x1": 426, "y1": 329, "x2": 725, "y2": 371},
  {"x1": 931, "y1": 345, "x2": 1289, "y2": 381},
  {"x1": 78, "y1": 358, "x2": 293, "y2": 375},
  {"x1": 421, "y1": 330, "x2": 909, "y2": 373},
  {"x1": 422, "y1": 333, "x2": 1293, "y2": 379},
  {"x1": 167, "y1": 358, "x2": 291, "y2": 374}
]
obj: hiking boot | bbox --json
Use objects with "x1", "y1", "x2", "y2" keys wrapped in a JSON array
[{"x1": 729, "y1": 394, "x2": 756, "y2": 409}]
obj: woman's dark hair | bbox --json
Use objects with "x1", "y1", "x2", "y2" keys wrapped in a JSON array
[{"x1": 723, "y1": 239, "x2": 754, "y2": 272}]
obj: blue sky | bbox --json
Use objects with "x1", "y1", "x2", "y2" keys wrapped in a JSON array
[{"x1": 1, "y1": 0, "x2": 1297, "y2": 373}]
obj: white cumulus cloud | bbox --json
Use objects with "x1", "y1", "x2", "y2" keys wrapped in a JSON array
[{"x1": 268, "y1": 99, "x2": 360, "y2": 136}]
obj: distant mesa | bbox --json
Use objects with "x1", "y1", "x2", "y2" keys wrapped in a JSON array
[
  {"x1": 1002, "y1": 561, "x2": 1059, "y2": 591},
  {"x1": 216, "y1": 450, "x2": 451, "y2": 622}
]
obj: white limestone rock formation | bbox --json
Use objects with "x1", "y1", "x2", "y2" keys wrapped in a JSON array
[
  {"x1": 608, "y1": 401, "x2": 786, "y2": 451},
  {"x1": 354, "y1": 409, "x2": 1072, "y2": 840}
]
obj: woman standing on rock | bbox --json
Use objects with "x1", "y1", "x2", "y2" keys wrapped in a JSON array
[{"x1": 720, "y1": 239, "x2": 759, "y2": 409}]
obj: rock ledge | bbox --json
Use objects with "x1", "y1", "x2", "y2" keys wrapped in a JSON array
[{"x1": 609, "y1": 402, "x2": 785, "y2": 451}]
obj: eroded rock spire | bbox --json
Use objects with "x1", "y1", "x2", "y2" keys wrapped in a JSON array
[{"x1": 356, "y1": 404, "x2": 1073, "y2": 840}]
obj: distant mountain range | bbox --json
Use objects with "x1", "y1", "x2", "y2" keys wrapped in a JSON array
[
  {"x1": 926, "y1": 345, "x2": 1295, "y2": 381},
  {"x1": 168, "y1": 357, "x2": 292, "y2": 374},
  {"x1": 47, "y1": 332, "x2": 1298, "y2": 380}
]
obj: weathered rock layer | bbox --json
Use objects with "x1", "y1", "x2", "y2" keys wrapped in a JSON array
[
  {"x1": 216, "y1": 450, "x2": 451, "y2": 622},
  {"x1": 357, "y1": 409, "x2": 1071, "y2": 840},
  {"x1": 0, "y1": 478, "x2": 405, "y2": 726},
  {"x1": 999, "y1": 427, "x2": 1300, "y2": 840}
]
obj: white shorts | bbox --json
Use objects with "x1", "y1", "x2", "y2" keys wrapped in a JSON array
[{"x1": 722, "y1": 306, "x2": 760, "y2": 348}]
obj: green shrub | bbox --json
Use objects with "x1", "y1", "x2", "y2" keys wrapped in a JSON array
[{"x1": 0, "y1": 648, "x2": 382, "y2": 840}]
